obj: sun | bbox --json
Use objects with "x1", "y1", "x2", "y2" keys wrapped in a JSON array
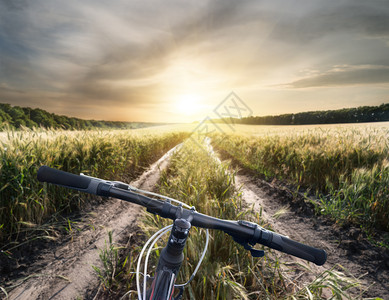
[{"x1": 175, "y1": 94, "x2": 201, "y2": 116}]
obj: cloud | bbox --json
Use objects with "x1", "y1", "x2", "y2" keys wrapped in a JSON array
[
  {"x1": 0, "y1": 0, "x2": 28, "y2": 10},
  {"x1": 283, "y1": 65, "x2": 389, "y2": 88},
  {"x1": 269, "y1": 0, "x2": 389, "y2": 44},
  {"x1": 1, "y1": 0, "x2": 389, "y2": 121}
]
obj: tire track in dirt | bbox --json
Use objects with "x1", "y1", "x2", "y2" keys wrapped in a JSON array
[
  {"x1": 8, "y1": 144, "x2": 180, "y2": 300},
  {"x1": 206, "y1": 138, "x2": 388, "y2": 298},
  {"x1": 235, "y1": 171, "x2": 389, "y2": 299}
]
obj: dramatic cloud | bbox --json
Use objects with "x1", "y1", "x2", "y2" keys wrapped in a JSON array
[
  {"x1": 0, "y1": 0, "x2": 388, "y2": 122},
  {"x1": 284, "y1": 66, "x2": 389, "y2": 88},
  {"x1": 270, "y1": 0, "x2": 389, "y2": 43}
]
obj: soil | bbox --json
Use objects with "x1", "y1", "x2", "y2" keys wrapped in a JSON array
[
  {"x1": 2, "y1": 144, "x2": 180, "y2": 300},
  {"x1": 223, "y1": 155, "x2": 389, "y2": 299},
  {"x1": 2, "y1": 142, "x2": 388, "y2": 299}
]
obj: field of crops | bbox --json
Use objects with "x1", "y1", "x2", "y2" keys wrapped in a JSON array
[
  {"x1": 0, "y1": 127, "x2": 190, "y2": 246},
  {"x1": 107, "y1": 139, "x2": 353, "y2": 299},
  {"x1": 1, "y1": 122, "x2": 387, "y2": 298},
  {"x1": 211, "y1": 122, "x2": 389, "y2": 232},
  {"x1": 2, "y1": 122, "x2": 388, "y2": 246}
]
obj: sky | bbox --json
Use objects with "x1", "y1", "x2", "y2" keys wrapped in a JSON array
[{"x1": 0, "y1": 0, "x2": 389, "y2": 123}]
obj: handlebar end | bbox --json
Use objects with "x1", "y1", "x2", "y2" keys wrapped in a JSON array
[
  {"x1": 37, "y1": 165, "x2": 50, "y2": 182},
  {"x1": 269, "y1": 233, "x2": 327, "y2": 266},
  {"x1": 314, "y1": 249, "x2": 327, "y2": 266}
]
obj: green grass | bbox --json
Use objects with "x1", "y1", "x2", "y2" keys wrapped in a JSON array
[
  {"x1": 0, "y1": 127, "x2": 189, "y2": 247},
  {"x1": 92, "y1": 231, "x2": 125, "y2": 292},
  {"x1": 0, "y1": 125, "x2": 365, "y2": 298},
  {"x1": 109, "y1": 138, "x2": 357, "y2": 299},
  {"x1": 211, "y1": 126, "x2": 389, "y2": 232}
]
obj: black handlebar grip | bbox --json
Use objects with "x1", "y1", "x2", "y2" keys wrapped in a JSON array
[
  {"x1": 37, "y1": 166, "x2": 91, "y2": 189},
  {"x1": 37, "y1": 165, "x2": 106, "y2": 196},
  {"x1": 268, "y1": 232, "x2": 327, "y2": 266}
]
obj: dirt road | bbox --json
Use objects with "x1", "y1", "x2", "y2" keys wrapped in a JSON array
[
  {"x1": 208, "y1": 137, "x2": 389, "y2": 298},
  {"x1": 7, "y1": 145, "x2": 179, "y2": 300},
  {"x1": 5, "y1": 139, "x2": 388, "y2": 299},
  {"x1": 235, "y1": 172, "x2": 389, "y2": 298}
]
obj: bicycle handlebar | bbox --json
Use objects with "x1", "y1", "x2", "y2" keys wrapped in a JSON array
[
  {"x1": 37, "y1": 166, "x2": 102, "y2": 195},
  {"x1": 37, "y1": 166, "x2": 327, "y2": 266},
  {"x1": 264, "y1": 232, "x2": 326, "y2": 265}
]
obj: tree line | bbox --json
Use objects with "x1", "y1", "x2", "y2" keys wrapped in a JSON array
[
  {"x1": 217, "y1": 103, "x2": 389, "y2": 126},
  {"x1": 0, "y1": 103, "x2": 162, "y2": 130}
]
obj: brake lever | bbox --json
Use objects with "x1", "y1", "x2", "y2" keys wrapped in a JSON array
[
  {"x1": 232, "y1": 237, "x2": 265, "y2": 257},
  {"x1": 231, "y1": 220, "x2": 266, "y2": 257}
]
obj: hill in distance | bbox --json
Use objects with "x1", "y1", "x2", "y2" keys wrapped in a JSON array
[
  {"x1": 0, "y1": 103, "x2": 167, "y2": 130},
  {"x1": 2, "y1": 102, "x2": 389, "y2": 130},
  {"x1": 214, "y1": 103, "x2": 389, "y2": 126}
]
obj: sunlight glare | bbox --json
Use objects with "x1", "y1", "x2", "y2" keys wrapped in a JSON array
[{"x1": 175, "y1": 94, "x2": 202, "y2": 116}]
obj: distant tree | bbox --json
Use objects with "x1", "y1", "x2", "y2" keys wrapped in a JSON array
[
  {"x1": 0, "y1": 109, "x2": 11, "y2": 123},
  {"x1": 231, "y1": 103, "x2": 389, "y2": 126},
  {"x1": 0, "y1": 102, "x2": 178, "y2": 130},
  {"x1": 30, "y1": 109, "x2": 53, "y2": 127},
  {"x1": 8, "y1": 106, "x2": 27, "y2": 127}
]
